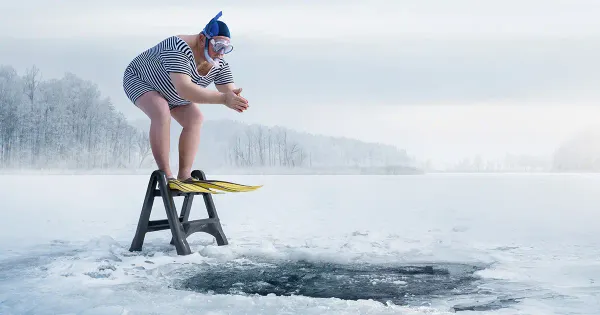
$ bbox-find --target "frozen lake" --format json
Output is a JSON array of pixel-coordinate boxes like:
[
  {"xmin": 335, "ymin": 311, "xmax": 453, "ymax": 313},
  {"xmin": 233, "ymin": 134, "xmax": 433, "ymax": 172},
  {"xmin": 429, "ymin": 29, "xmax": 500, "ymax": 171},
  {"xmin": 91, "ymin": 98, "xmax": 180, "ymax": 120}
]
[{"xmin": 1, "ymin": 173, "xmax": 599, "ymax": 314}]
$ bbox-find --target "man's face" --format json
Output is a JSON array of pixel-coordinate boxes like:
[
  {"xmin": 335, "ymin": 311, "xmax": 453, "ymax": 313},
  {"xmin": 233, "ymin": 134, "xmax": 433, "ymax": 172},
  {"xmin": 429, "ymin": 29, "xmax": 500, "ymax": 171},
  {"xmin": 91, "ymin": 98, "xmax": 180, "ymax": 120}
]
[{"xmin": 208, "ymin": 36, "xmax": 232, "ymax": 59}]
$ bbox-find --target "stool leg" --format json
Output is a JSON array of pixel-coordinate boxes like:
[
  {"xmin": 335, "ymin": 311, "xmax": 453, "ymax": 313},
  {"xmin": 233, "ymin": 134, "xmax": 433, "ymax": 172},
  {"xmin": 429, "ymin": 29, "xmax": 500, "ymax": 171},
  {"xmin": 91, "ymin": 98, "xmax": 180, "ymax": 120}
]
[
  {"xmin": 192, "ymin": 170, "xmax": 229, "ymax": 246},
  {"xmin": 129, "ymin": 170, "xmax": 159, "ymax": 252},
  {"xmin": 157, "ymin": 172, "xmax": 191, "ymax": 255},
  {"xmin": 170, "ymin": 194, "xmax": 194, "ymax": 245}
]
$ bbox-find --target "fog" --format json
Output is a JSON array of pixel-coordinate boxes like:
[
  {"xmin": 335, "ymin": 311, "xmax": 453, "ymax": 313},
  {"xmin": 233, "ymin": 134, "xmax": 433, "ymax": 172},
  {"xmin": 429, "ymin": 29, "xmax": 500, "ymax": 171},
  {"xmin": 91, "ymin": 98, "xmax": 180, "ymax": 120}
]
[{"xmin": 1, "ymin": 0, "xmax": 600, "ymax": 171}]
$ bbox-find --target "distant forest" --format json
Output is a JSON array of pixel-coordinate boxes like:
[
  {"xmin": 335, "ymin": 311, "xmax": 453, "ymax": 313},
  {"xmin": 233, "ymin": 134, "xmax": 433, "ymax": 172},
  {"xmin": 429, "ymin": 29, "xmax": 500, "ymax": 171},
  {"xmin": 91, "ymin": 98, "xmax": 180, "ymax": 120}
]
[
  {"xmin": 0, "ymin": 65, "xmax": 150, "ymax": 169},
  {"xmin": 0, "ymin": 65, "xmax": 416, "ymax": 172}
]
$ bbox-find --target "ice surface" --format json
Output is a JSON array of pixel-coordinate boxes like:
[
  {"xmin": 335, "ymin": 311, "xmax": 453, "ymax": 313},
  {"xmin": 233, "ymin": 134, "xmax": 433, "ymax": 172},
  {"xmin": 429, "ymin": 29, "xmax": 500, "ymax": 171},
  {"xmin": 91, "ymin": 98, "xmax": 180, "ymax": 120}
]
[{"xmin": 1, "ymin": 173, "xmax": 599, "ymax": 314}]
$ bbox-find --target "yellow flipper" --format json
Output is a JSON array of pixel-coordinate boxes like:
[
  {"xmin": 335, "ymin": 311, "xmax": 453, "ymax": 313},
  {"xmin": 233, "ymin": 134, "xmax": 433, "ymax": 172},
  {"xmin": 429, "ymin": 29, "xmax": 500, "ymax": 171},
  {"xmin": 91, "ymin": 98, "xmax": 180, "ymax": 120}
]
[
  {"xmin": 168, "ymin": 179, "xmax": 222, "ymax": 194},
  {"xmin": 192, "ymin": 181, "xmax": 241, "ymax": 192},
  {"xmin": 191, "ymin": 179, "xmax": 263, "ymax": 192}
]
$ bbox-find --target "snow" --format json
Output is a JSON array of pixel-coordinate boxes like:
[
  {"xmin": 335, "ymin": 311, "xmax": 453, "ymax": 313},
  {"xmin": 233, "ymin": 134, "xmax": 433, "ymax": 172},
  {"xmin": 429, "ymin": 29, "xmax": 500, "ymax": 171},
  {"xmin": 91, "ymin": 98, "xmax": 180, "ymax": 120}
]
[{"xmin": 1, "ymin": 173, "xmax": 599, "ymax": 314}]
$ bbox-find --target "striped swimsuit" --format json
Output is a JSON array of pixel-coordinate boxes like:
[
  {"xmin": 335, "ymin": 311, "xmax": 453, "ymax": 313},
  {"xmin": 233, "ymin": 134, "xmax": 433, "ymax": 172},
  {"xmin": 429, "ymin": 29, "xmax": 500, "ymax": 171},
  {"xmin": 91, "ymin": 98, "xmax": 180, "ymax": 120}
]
[{"xmin": 122, "ymin": 36, "xmax": 234, "ymax": 109}]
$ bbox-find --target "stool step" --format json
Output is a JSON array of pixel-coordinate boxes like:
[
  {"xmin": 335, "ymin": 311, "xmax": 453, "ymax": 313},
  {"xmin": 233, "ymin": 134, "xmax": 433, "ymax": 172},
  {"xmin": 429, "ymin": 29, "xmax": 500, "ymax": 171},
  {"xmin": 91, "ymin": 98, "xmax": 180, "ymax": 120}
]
[{"xmin": 147, "ymin": 218, "xmax": 219, "ymax": 232}]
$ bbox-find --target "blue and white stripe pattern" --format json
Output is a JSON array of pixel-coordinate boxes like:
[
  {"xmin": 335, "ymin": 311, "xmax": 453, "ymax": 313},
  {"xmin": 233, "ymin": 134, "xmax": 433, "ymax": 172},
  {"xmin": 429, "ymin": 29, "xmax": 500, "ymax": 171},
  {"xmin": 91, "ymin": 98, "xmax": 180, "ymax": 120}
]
[{"xmin": 123, "ymin": 36, "xmax": 234, "ymax": 109}]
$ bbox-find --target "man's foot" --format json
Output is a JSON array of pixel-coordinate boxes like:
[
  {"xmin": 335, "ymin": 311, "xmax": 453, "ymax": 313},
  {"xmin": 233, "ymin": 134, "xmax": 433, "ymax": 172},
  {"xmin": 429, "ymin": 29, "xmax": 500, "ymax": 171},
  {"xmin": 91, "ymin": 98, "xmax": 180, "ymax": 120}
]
[
  {"xmin": 167, "ymin": 177, "xmax": 214, "ymax": 193},
  {"xmin": 179, "ymin": 177, "xmax": 199, "ymax": 184}
]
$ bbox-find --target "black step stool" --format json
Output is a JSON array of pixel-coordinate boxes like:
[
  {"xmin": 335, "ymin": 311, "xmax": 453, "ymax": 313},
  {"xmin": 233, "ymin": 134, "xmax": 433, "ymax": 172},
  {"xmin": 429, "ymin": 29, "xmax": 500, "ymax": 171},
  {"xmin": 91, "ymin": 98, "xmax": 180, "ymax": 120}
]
[{"xmin": 129, "ymin": 169, "xmax": 228, "ymax": 255}]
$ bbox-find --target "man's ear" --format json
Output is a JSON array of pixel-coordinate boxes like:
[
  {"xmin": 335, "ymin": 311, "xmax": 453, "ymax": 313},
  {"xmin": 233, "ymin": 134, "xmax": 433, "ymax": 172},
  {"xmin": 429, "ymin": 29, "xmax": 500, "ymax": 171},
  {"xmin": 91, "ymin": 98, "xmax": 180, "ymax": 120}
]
[{"xmin": 198, "ymin": 33, "xmax": 206, "ymax": 48}]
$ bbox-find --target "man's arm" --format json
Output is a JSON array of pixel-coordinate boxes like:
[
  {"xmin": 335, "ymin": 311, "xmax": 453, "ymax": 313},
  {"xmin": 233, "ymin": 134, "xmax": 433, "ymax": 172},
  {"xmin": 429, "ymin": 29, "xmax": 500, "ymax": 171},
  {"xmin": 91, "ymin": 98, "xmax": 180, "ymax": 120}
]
[
  {"xmin": 170, "ymin": 72, "xmax": 226, "ymax": 104},
  {"xmin": 162, "ymin": 48, "xmax": 228, "ymax": 105},
  {"xmin": 217, "ymin": 83, "xmax": 247, "ymax": 105},
  {"xmin": 170, "ymin": 72, "xmax": 248, "ymax": 112},
  {"xmin": 216, "ymin": 83, "xmax": 244, "ymax": 98},
  {"xmin": 215, "ymin": 83, "xmax": 237, "ymax": 93}
]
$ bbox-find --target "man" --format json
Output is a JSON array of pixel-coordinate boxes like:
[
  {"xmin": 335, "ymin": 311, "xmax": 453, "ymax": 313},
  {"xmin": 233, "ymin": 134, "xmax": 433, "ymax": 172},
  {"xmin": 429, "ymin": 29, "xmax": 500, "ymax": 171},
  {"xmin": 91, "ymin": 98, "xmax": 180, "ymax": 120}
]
[{"xmin": 123, "ymin": 11, "xmax": 247, "ymax": 192}]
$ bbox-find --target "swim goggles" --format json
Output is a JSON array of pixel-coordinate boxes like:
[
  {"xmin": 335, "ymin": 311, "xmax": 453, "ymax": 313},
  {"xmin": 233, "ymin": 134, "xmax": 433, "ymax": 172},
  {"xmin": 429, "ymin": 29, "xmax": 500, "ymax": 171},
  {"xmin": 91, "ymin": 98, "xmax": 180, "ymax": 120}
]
[{"xmin": 210, "ymin": 38, "xmax": 233, "ymax": 54}]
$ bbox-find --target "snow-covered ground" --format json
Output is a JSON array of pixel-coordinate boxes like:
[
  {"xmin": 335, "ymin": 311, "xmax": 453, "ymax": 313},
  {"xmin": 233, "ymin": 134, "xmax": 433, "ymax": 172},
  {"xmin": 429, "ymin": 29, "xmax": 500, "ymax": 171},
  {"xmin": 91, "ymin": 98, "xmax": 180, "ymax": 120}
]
[{"xmin": 1, "ymin": 173, "xmax": 598, "ymax": 314}]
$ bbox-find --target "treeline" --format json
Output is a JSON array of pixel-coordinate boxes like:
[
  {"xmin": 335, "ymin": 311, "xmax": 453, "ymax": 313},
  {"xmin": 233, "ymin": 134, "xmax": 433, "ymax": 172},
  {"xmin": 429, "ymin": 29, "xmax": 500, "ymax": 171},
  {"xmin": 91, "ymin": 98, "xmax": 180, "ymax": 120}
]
[
  {"xmin": 200, "ymin": 121, "xmax": 414, "ymax": 170},
  {"xmin": 0, "ymin": 65, "xmax": 152, "ymax": 169},
  {"xmin": 225, "ymin": 125, "xmax": 308, "ymax": 167},
  {"xmin": 444, "ymin": 154, "xmax": 551, "ymax": 172},
  {"xmin": 1, "ymin": 65, "xmax": 415, "ymax": 172}
]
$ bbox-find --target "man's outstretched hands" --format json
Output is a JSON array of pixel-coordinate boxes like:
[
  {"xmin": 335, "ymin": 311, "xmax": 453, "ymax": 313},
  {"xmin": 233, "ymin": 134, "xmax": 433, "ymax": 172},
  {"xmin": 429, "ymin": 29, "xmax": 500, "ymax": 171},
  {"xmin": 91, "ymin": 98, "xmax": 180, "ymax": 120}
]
[{"xmin": 224, "ymin": 87, "xmax": 248, "ymax": 113}]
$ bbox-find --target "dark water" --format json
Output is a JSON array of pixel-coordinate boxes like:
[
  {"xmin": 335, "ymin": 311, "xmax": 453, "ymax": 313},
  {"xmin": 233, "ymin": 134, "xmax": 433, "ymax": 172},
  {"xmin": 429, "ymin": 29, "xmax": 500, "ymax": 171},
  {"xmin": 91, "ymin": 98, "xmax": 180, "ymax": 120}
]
[{"xmin": 172, "ymin": 260, "xmax": 520, "ymax": 312}]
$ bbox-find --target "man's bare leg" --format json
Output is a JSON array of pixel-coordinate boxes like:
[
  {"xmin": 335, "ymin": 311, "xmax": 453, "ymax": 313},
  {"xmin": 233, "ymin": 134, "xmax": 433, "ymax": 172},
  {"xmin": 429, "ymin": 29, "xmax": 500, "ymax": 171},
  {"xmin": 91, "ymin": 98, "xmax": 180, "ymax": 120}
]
[
  {"xmin": 170, "ymin": 103, "xmax": 204, "ymax": 180},
  {"xmin": 135, "ymin": 91, "xmax": 174, "ymax": 179}
]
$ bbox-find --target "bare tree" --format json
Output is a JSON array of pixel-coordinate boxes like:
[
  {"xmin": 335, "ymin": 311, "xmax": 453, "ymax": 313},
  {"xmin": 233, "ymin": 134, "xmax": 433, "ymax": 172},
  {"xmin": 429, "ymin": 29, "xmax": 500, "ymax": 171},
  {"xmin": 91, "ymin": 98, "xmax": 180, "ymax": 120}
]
[
  {"xmin": 256, "ymin": 125, "xmax": 266, "ymax": 166},
  {"xmin": 137, "ymin": 132, "xmax": 152, "ymax": 167},
  {"xmin": 23, "ymin": 65, "xmax": 42, "ymax": 164},
  {"xmin": 0, "ymin": 66, "xmax": 24, "ymax": 167},
  {"xmin": 23, "ymin": 65, "xmax": 40, "ymax": 105}
]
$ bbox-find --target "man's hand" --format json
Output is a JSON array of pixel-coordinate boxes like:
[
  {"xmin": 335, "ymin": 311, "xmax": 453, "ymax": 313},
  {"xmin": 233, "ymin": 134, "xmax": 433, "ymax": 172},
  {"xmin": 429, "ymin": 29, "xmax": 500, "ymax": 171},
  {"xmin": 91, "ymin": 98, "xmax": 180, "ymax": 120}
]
[
  {"xmin": 232, "ymin": 87, "xmax": 248, "ymax": 103},
  {"xmin": 216, "ymin": 84, "xmax": 249, "ymax": 112},
  {"xmin": 224, "ymin": 90, "xmax": 248, "ymax": 112}
]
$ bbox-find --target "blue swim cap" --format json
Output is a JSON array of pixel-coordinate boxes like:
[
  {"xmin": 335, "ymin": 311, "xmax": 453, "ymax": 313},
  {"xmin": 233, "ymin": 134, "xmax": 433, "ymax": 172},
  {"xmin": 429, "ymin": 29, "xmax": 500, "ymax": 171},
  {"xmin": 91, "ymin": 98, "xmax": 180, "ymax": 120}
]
[
  {"xmin": 203, "ymin": 11, "xmax": 231, "ymax": 38},
  {"xmin": 215, "ymin": 21, "xmax": 230, "ymax": 38}
]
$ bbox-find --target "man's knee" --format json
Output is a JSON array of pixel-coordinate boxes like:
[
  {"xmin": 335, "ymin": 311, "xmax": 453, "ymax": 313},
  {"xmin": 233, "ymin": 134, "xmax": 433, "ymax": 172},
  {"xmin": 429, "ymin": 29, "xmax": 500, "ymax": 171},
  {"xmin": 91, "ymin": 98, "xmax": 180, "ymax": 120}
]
[
  {"xmin": 136, "ymin": 91, "xmax": 171, "ymax": 124},
  {"xmin": 174, "ymin": 104, "xmax": 204, "ymax": 129},
  {"xmin": 150, "ymin": 106, "xmax": 171, "ymax": 126},
  {"xmin": 191, "ymin": 107, "xmax": 204, "ymax": 127}
]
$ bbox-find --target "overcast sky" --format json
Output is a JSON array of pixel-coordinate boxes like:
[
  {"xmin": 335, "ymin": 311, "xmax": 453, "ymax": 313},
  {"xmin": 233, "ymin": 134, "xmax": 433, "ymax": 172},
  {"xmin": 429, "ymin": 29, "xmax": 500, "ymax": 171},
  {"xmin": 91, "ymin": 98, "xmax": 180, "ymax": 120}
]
[{"xmin": 2, "ymin": 0, "xmax": 600, "ymax": 167}]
